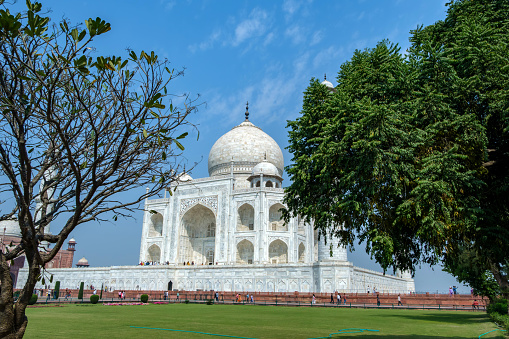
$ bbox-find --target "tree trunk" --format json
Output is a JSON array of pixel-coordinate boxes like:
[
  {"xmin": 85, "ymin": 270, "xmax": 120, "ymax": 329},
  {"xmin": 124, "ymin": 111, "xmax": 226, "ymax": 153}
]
[
  {"xmin": 0, "ymin": 253, "xmax": 39, "ymax": 338},
  {"xmin": 491, "ymin": 264, "xmax": 509, "ymax": 299}
]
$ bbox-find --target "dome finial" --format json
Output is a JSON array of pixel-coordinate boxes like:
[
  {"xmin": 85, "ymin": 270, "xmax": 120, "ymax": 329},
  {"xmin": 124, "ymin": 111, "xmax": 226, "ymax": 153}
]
[
  {"xmin": 245, "ymin": 101, "xmax": 249, "ymax": 121},
  {"xmin": 324, "ymin": 73, "xmax": 327, "ymax": 81}
]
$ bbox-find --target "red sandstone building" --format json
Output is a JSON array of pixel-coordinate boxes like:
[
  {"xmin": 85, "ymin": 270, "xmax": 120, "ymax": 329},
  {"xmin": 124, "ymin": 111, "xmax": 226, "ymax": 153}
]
[{"xmin": 0, "ymin": 220, "xmax": 77, "ymax": 286}]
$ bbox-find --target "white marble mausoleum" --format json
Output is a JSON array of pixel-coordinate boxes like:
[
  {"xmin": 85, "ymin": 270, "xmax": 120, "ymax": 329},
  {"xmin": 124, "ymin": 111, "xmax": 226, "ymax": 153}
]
[{"xmin": 17, "ymin": 105, "xmax": 415, "ymax": 294}]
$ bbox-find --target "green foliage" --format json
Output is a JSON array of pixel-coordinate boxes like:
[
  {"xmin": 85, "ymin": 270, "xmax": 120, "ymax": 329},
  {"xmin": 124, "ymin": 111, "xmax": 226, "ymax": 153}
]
[
  {"xmin": 489, "ymin": 312, "xmax": 509, "ymax": 331},
  {"xmin": 206, "ymin": 299, "xmax": 214, "ymax": 305},
  {"xmin": 185, "ymin": 299, "xmax": 190, "ymax": 304},
  {"xmin": 487, "ymin": 298, "xmax": 508, "ymax": 316},
  {"xmin": 443, "ymin": 247, "xmax": 500, "ymax": 300},
  {"xmin": 140, "ymin": 294, "xmax": 149, "ymax": 303},
  {"xmin": 78, "ymin": 282, "xmax": 84, "ymax": 300},
  {"xmin": 90, "ymin": 295, "xmax": 100, "ymax": 304},
  {"xmin": 54, "ymin": 281, "xmax": 60, "ymax": 299},
  {"xmin": 28, "ymin": 294, "xmax": 38, "ymax": 305},
  {"xmin": 284, "ymin": 0, "xmax": 509, "ymax": 289}
]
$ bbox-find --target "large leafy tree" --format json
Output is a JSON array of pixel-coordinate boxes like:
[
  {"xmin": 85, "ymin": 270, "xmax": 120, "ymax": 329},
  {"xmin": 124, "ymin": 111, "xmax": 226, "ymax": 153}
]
[
  {"xmin": 0, "ymin": 1, "xmax": 198, "ymax": 337},
  {"xmin": 284, "ymin": 0, "xmax": 508, "ymax": 295}
]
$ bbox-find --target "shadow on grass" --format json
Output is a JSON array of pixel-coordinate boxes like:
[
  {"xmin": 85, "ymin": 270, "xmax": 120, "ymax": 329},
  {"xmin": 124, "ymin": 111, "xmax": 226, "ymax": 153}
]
[{"xmin": 374, "ymin": 311, "xmax": 489, "ymax": 325}]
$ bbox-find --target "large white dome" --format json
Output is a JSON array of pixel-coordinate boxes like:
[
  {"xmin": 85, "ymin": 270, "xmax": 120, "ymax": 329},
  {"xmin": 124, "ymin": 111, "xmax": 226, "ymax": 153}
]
[{"xmin": 208, "ymin": 120, "xmax": 284, "ymax": 177}]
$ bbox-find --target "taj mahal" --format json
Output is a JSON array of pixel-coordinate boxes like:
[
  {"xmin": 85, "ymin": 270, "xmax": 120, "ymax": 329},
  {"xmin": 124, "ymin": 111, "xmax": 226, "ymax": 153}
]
[{"xmin": 17, "ymin": 98, "xmax": 415, "ymax": 294}]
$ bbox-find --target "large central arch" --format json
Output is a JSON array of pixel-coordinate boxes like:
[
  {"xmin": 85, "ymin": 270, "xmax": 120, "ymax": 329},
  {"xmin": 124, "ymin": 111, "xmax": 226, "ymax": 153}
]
[{"xmin": 179, "ymin": 204, "xmax": 216, "ymax": 265}]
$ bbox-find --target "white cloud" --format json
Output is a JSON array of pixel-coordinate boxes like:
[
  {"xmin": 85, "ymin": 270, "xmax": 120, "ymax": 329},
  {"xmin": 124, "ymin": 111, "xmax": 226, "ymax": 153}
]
[
  {"xmin": 313, "ymin": 46, "xmax": 344, "ymax": 69},
  {"xmin": 232, "ymin": 9, "xmax": 269, "ymax": 46},
  {"xmin": 188, "ymin": 30, "xmax": 222, "ymax": 53},
  {"xmin": 282, "ymin": 0, "xmax": 301, "ymax": 17},
  {"xmin": 310, "ymin": 30, "xmax": 322, "ymax": 46},
  {"xmin": 285, "ymin": 25, "xmax": 306, "ymax": 45},
  {"xmin": 160, "ymin": 0, "xmax": 176, "ymax": 11}
]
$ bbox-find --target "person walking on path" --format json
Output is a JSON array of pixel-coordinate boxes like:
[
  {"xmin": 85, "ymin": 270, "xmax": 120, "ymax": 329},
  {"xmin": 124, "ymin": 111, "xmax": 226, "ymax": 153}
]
[
  {"xmin": 312, "ymin": 294, "xmax": 316, "ymax": 304},
  {"xmin": 337, "ymin": 293, "xmax": 341, "ymax": 305},
  {"xmin": 176, "ymin": 292, "xmax": 180, "ymax": 301},
  {"xmin": 398, "ymin": 294, "xmax": 403, "ymax": 306},
  {"xmin": 330, "ymin": 293, "xmax": 334, "ymax": 304},
  {"xmin": 343, "ymin": 294, "xmax": 347, "ymax": 305},
  {"xmin": 376, "ymin": 293, "xmax": 380, "ymax": 307}
]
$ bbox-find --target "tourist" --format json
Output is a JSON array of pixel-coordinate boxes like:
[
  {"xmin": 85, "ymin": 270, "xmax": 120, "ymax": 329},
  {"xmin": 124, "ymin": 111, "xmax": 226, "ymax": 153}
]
[
  {"xmin": 343, "ymin": 295, "xmax": 347, "ymax": 305},
  {"xmin": 453, "ymin": 286, "xmax": 457, "ymax": 295},
  {"xmin": 93, "ymin": 289, "xmax": 97, "ymax": 295},
  {"xmin": 164, "ymin": 291, "xmax": 168, "ymax": 300},
  {"xmin": 398, "ymin": 293, "xmax": 403, "ymax": 306},
  {"xmin": 376, "ymin": 293, "xmax": 380, "ymax": 307},
  {"xmin": 330, "ymin": 293, "xmax": 334, "ymax": 304},
  {"xmin": 118, "ymin": 291, "xmax": 122, "ymax": 300},
  {"xmin": 337, "ymin": 293, "xmax": 341, "ymax": 305},
  {"xmin": 46, "ymin": 290, "xmax": 51, "ymax": 301},
  {"xmin": 215, "ymin": 292, "xmax": 219, "ymax": 302},
  {"xmin": 250, "ymin": 294, "xmax": 254, "ymax": 303},
  {"xmin": 312, "ymin": 294, "xmax": 316, "ymax": 304},
  {"xmin": 246, "ymin": 293, "xmax": 249, "ymax": 302},
  {"xmin": 449, "ymin": 287, "xmax": 453, "ymax": 296},
  {"xmin": 177, "ymin": 292, "xmax": 180, "ymax": 301},
  {"xmin": 472, "ymin": 300, "xmax": 479, "ymax": 310}
]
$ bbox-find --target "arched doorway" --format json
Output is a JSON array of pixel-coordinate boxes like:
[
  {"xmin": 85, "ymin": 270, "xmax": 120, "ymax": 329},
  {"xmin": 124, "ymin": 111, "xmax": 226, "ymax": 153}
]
[
  {"xmin": 149, "ymin": 212, "xmax": 163, "ymax": 237},
  {"xmin": 179, "ymin": 204, "xmax": 216, "ymax": 265},
  {"xmin": 269, "ymin": 240, "xmax": 288, "ymax": 264},
  {"xmin": 147, "ymin": 244, "xmax": 161, "ymax": 262},
  {"xmin": 269, "ymin": 203, "xmax": 286, "ymax": 231},
  {"xmin": 237, "ymin": 203, "xmax": 254, "ymax": 231},
  {"xmin": 236, "ymin": 240, "xmax": 254, "ymax": 264}
]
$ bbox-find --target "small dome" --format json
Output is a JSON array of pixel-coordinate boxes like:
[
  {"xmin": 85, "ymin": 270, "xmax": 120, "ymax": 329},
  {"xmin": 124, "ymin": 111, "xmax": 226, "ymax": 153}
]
[
  {"xmin": 321, "ymin": 79, "xmax": 334, "ymax": 89},
  {"xmin": 252, "ymin": 161, "xmax": 280, "ymax": 177},
  {"xmin": 321, "ymin": 74, "xmax": 334, "ymax": 89},
  {"xmin": 178, "ymin": 173, "xmax": 193, "ymax": 182},
  {"xmin": 68, "ymin": 238, "xmax": 76, "ymax": 244},
  {"xmin": 76, "ymin": 257, "xmax": 89, "ymax": 267}
]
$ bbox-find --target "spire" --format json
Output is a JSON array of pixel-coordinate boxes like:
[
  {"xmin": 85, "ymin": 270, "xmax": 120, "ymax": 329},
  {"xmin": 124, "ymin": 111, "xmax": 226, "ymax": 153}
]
[
  {"xmin": 245, "ymin": 101, "xmax": 249, "ymax": 121},
  {"xmin": 324, "ymin": 73, "xmax": 327, "ymax": 81}
]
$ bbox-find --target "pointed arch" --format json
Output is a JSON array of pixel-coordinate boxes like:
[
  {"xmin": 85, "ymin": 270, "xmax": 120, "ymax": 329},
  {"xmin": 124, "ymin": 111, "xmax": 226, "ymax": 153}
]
[
  {"xmin": 237, "ymin": 203, "xmax": 254, "ymax": 231},
  {"xmin": 147, "ymin": 244, "xmax": 161, "ymax": 262},
  {"xmin": 179, "ymin": 204, "xmax": 216, "ymax": 264},
  {"xmin": 269, "ymin": 203, "xmax": 286, "ymax": 231},
  {"xmin": 269, "ymin": 239, "xmax": 288, "ymax": 264},
  {"xmin": 149, "ymin": 212, "xmax": 163, "ymax": 237},
  {"xmin": 236, "ymin": 239, "xmax": 254, "ymax": 264},
  {"xmin": 298, "ymin": 243, "xmax": 305, "ymax": 263}
]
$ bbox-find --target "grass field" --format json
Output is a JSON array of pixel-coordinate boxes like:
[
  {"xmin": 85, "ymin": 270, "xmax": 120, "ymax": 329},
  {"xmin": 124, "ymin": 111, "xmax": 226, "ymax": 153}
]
[{"xmin": 24, "ymin": 303, "xmax": 505, "ymax": 338}]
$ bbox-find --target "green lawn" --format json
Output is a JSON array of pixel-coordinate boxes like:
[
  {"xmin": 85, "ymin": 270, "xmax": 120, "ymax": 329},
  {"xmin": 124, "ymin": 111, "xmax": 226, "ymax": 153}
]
[{"xmin": 24, "ymin": 303, "xmax": 505, "ymax": 338}]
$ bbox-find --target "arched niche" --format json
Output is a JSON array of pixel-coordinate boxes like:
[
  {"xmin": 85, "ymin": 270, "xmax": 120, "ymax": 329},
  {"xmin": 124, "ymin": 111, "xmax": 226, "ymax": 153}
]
[
  {"xmin": 269, "ymin": 203, "xmax": 286, "ymax": 231},
  {"xmin": 298, "ymin": 243, "xmax": 305, "ymax": 263},
  {"xmin": 179, "ymin": 204, "xmax": 216, "ymax": 265},
  {"xmin": 297, "ymin": 216, "xmax": 305, "ymax": 235},
  {"xmin": 266, "ymin": 180, "xmax": 273, "ymax": 187},
  {"xmin": 147, "ymin": 244, "xmax": 161, "ymax": 262},
  {"xmin": 269, "ymin": 239, "xmax": 288, "ymax": 264},
  {"xmin": 149, "ymin": 212, "xmax": 163, "ymax": 237},
  {"xmin": 236, "ymin": 239, "xmax": 254, "ymax": 264},
  {"xmin": 237, "ymin": 203, "xmax": 254, "ymax": 231}
]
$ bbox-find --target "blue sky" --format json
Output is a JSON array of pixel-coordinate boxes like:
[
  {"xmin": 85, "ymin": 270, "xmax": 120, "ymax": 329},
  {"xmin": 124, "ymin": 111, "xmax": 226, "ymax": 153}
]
[{"xmin": 13, "ymin": 0, "xmax": 469, "ymax": 293}]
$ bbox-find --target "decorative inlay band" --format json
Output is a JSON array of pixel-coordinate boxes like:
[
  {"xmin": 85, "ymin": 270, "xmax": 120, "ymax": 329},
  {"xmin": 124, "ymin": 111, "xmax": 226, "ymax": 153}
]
[{"xmin": 180, "ymin": 196, "xmax": 218, "ymax": 215}]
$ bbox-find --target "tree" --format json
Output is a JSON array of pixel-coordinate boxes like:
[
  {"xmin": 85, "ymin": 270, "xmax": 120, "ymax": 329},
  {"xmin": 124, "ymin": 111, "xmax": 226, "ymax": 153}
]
[
  {"xmin": 0, "ymin": 1, "xmax": 199, "ymax": 337},
  {"xmin": 284, "ymin": 0, "xmax": 508, "ymax": 293}
]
